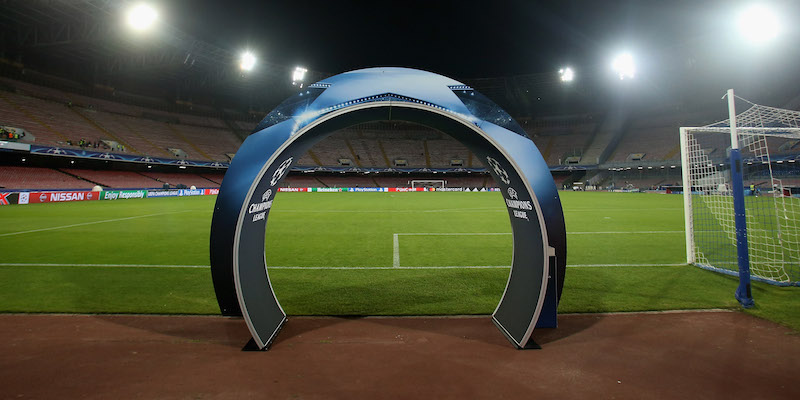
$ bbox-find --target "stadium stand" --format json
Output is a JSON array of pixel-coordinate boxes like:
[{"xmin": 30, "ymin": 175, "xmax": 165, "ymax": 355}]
[
  {"xmin": 0, "ymin": 90, "xmax": 87, "ymax": 147},
  {"xmin": 551, "ymin": 174, "xmax": 571, "ymax": 188},
  {"xmin": 0, "ymin": 166, "xmax": 95, "ymax": 190},
  {"xmin": 315, "ymin": 175, "xmax": 378, "ymax": 188},
  {"xmin": 371, "ymin": 176, "xmax": 414, "ymax": 187},
  {"xmin": 303, "ymin": 137, "xmax": 352, "ymax": 166},
  {"xmin": 526, "ymin": 122, "xmax": 595, "ymax": 165},
  {"xmin": 609, "ymin": 121, "xmax": 679, "ymax": 162},
  {"xmin": 7, "ymin": 72, "xmax": 794, "ymax": 195},
  {"xmin": 198, "ymin": 173, "xmax": 226, "ymax": 185},
  {"xmin": 0, "ymin": 77, "xmax": 243, "ymax": 161},
  {"xmin": 0, "ymin": 166, "xmax": 225, "ymax": 190},
  {"xmin": 78, "ymin": 111, "xmax": 172, "ymax": 158},
  {"xmin": 426, "ymin": 139, "xmax": 472, "ymax": 167},
  {"xmin": 138, "ymin": 172, "xmax": 222, "ymax": 188},
  {"xmin": 609, "ymin": 109, "xmax": 721, "ymax": 163},
  {"xmin": 62, "ymin": 169, "xmax": 162, "ymax": 189},
  {"xmin": 283, "ymin": 175, "xmax": 326, "ymax": 188}
]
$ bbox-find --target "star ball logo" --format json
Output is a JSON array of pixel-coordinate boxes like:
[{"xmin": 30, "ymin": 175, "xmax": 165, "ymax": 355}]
[
  {"xmin": 486, "ymin": 156, "xmax": 510, "ymax": 185},
  {"xmin": 262, "ymin": 189, "xmax": 272, "ymax": 202},
  {"xmin": 271, "ymin": 157, "xmax": 293, "ymax": 186}
]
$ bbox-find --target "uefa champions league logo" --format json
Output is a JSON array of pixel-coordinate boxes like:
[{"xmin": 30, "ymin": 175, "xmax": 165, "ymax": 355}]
[
  {"xmin": 271, "ymin": 157, "xmax": 293, "ymax": 186},
  {"xmin": 507, "ymin": 187, "xmax": 518, "ymax": 199},
  {"xmin": 486, "ymin": 156, "xmax": 510, "ymax": 185},
  {"xmin": 262, "ymin": 189, "xmax": 272, "ymax": 201}
]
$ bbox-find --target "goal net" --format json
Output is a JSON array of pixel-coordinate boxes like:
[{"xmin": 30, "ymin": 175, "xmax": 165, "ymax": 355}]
[
  {"xmin": 411, "ymin": 180, "xmax": 445, "ymax": 189},
  {"xmin": 680, "ymin": 95, "xmax": 800, "ymax": 287}
]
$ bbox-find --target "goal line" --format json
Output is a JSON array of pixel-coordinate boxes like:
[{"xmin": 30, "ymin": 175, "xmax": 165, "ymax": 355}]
[{"xmin": 392, "ymin": 231, "xmax": 683, "ymax": 268}]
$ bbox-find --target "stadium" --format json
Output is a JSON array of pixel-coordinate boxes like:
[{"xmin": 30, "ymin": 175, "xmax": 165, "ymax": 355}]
[{"xmin": 1, "ymin": 1, "xmax": 799, "ymax": 398}]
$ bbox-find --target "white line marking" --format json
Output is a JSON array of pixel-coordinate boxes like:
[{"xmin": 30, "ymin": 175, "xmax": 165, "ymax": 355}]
[
  {"xmin": 391, "ymin": 231, "xmax": 683, "ymax": 267},
  {"xmin": 276, "ymin": 207, "xmax": 503, "ymax": 213},
  {"xmin": 567, "ymin": 231, "xmax": 683, "ymax": 235},
  {"xmin": 0, "ymin": 210, "xmax": 198, "ymax": 237},
  {"xmin": 564, "ymin": 207, "xmax": 682, "ymax": 212},
  {"xmin": 392, "ymin": 234, "xmax": 400, "ymax": 268},
  {"xmin": 0, "ymin": 263, "xmax": 209, "ymax": 268},
  {"xmin": 0, "ymin": 263, "xmax": 686, "ymax": 269},
  {"xmin": 395, "ymin": 233, "xmax": 511, "ymax": 236},
  {"xmin": 394, "ymin": 231, "xmax": 682, "ymax": 236},
  {"xmin": 567, "ymin": 263, "xmax": 686, "ymax": 268},
  {"xmin": 272, "ymin": 266, "xmax": 511, "ymax": 270}
]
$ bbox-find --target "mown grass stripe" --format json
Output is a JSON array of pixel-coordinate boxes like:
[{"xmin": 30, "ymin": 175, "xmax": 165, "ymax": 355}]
[
  {"xmin": 0, "ymin": 210, "xmax": 198, "ymax": 237},
  {"xmin": 0, "ymin": 263, "xmax": 686, "ymax": 269}
]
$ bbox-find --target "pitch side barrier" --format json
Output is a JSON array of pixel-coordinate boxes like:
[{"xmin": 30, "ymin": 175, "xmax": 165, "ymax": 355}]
[
  {"xmin": 0, "ymin": 188, "xmax": 219, "ymax": 205},
  {"xmin": 0, "ymin": 186, "xmax": 503, "ymax": 205},
  {"xmin": 210, "ymin": 67, "xmax": 567, "ymax": 350}
]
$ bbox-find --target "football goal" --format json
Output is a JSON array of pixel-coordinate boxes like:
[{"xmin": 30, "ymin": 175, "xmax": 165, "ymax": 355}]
[
  {"xmin": 680, "ymin": 90, "xmax": 800, "ymax": 307},
  {"xmin": 411, "ymin": 180, "xmax": 445, "ymax": 189}
]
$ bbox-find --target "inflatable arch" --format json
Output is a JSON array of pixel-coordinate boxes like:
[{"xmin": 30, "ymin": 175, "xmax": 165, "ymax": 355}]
[{"xmin": 210, "ymin": 67, "xmax": 566, "ymax": 350}]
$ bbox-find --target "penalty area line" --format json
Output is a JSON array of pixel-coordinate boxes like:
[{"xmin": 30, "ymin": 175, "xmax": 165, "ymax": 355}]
[{"xmin": 0, "ymin": 210, "xmax": 199, "ymax": 237}]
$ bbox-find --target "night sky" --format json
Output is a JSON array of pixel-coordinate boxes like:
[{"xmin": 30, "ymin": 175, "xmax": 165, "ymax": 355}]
[
  {"xmin": 152, "ymin": 0, "xmax": 796, "ymax": 84},
  {"xmin": 4, "ymin": 0, "xmax": 797, "ymax": 109}
]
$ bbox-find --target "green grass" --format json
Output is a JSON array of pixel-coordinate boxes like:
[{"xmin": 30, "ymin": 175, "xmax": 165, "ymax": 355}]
[{"xmin": 0, "ymin": 191, "xmax": 798, "ymax": 331}]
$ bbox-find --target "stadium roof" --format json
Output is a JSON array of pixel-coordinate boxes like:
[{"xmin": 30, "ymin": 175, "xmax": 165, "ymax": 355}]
[{"xmin": 1, "ymin": 0, "xmax": 799, "ymax": 116}]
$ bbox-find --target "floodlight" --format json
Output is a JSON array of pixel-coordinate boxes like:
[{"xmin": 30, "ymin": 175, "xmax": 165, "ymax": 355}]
[
  {"xmin": 559, "ymin": 67, "xmax": 574, "ymax": 82},
  {"xmin": 737, "ymin": 3, "xmax": 782, "ymax": 44},
  {"xmin": 292, "ymin": 67, "xmax": 308, "ymax": 86},
  {"xmin": 240, "ymin": 51, "xmax": 256, "ymax": 71},
  {"xmin": 612, "ymin": 52, "xmax": 635, "ymax": 80},
  {"xmin": 126, "ymin": 3, "xmax": 158, "ymax": 31}
]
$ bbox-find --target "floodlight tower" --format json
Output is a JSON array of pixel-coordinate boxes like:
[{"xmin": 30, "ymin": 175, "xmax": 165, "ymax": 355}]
[
  {"xmin": 240, "ymin": 51, "xmax": 256, "ymax": 72},
  {"xmin": 292, "ymin": 66, "xmax": 308, "ymax": 88},
  {"xmin": 737, "ymin": 3, "xmax": 782, "ymax": 45},
  {"xmin": 611, "ymin": 53, "xmax": 635, "ymax": 80},
  {"xmin": 559, "ymin": 67, "xmax": 574, "ymax": 82},
  {"xmin": 125, "ymin": 3, "xmax": 158, "ymax": 32}
]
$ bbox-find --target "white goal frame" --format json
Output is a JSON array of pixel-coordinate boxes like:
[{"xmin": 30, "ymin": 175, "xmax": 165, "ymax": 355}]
[
  {"xmin": 411, "ymin": 179, "xmax": 446, "ymax": 189},
  {"xmin": 680, "ymin": 90, "xmax": 800, "ymax": 289}
]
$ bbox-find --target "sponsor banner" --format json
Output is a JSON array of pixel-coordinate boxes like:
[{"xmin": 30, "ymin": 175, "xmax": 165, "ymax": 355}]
[
  {"xmin": 0, "ymin": 192, "xmax": 19, "ymax": 206},
  {"xmin": 277, "ymin": 187, "xmax": 308, "ymax": 192},
  {"xmin": 0, "ymin": 141, "xmax": 31, "ymax": 151},
  {"xmin": 205, "ymin": 188, "xmax": 220, "ymax": 195},
  {"xmin": 102, "ymin": 190, "xmax": 147, "ymax": 200},
  {"xmin": 348, "ymin": 187, "xmax": 386, "ymax": 192},
  {"xmin": 29, "ymin": 144, "xmax": 230, "ymax": 168},
  {"xmin": 311, "ymin": 188, "xmax": 344, "ymax": 192},
  {"xmin": 147, "ymin": 189, "xmax": 181, "ymax": 198},
  {"xmin": 388, "ymin": 187, "xmax": 426, "ymax": 192},
  {"xmin": 430, "ymin": 187, "xmax": 462, "ymax": 192},
  {"xmin": 178, "ymin": 189, "xmax": 205, "ymax": 196},
  {"xmin": 24, "ymin": 191, "xmax": 100, "ymax": 204}
]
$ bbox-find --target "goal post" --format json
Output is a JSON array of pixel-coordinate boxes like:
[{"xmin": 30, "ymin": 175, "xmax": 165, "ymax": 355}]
[
  {"xmin": 411, "ymin": 179, "xmax": 445, "ymax": 189},
  {"xmin": 725, "ymin": 89, "xmax": 754, "ymax": 308},
  {"xmin": 680, "ymin": 90, "xmax": 800, "ymax": 302}
]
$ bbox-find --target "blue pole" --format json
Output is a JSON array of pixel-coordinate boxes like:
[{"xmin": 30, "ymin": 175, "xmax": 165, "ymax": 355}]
[
  {"xmin": 726, "ymin": 89, "xmax": 754, "ymax": 308},
  {"xmin": 729, "ymin": 149, "xmax": 754, "ymax": 308}
]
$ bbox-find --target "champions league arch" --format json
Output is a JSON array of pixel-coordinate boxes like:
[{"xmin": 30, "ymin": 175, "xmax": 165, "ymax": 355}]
[{"xmin": 210, "ymin": 67, "xmax": 567, "ymax": 350}]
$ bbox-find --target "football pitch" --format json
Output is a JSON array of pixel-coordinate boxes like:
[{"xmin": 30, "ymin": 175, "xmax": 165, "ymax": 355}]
[{"xmin": 0, "ymin": 191, "xmax": 797, "ymax": 330}]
